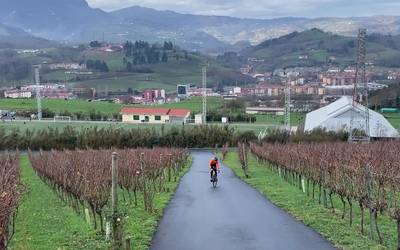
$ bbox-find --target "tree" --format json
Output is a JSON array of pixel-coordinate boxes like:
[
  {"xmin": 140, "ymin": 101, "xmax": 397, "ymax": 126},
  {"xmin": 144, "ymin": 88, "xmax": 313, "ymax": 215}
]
[
  {"xmin": 0, "ymin": 58, "xmax": 31, "ymax": 81},
  {"xmin": 163, "ymin": 41, "xmax": 173, "ymax": 50},
  {"xmin": 86, "ymin": 59, "xmax": 109, "ymax": 72},
  {"xmin": 161, "ymin": 51, "xmax": 168, "ymax": 63},
  {"xmin": 101, "ymin": 61, "xmax": 109, "ymax": 72},
  {"xmin": 89, "ymin": 41, "xmax": 102, "ymax": 48},
  {"xmin": 126, "ymin": 62, "xmax": 132, "ymax": 72}
]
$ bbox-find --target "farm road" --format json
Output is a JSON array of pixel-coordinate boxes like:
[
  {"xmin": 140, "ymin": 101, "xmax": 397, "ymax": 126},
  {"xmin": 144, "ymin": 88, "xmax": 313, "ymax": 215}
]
[{"xmin": 151, "ymin": 151, "xmax": 335, "ymax": 250}]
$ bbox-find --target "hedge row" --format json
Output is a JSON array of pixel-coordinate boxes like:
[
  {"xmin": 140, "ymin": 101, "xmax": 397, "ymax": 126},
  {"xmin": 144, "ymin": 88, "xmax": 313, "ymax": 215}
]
[{"xmin": 0, "ymin": 125, "xmax": 255, "ymax": 150}]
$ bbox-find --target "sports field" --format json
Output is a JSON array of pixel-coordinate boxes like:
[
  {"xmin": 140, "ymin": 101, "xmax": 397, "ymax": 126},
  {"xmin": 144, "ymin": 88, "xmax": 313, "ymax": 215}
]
[{"xmin": 0, "ymin": 97, "xmax": 223, "ymax": 115}]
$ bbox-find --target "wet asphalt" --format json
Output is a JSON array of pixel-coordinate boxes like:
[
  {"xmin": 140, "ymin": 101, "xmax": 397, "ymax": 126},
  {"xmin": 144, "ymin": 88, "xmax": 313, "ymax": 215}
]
[{"xmin": 150, "ymin": 151, "xmax": 336, "ymax": 250}]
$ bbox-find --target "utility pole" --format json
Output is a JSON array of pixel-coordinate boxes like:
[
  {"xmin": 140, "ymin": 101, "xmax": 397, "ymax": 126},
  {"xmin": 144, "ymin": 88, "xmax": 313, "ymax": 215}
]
[
  {"xmin": 284, "ymin": 68, "xmax": 291, "ymax": 131},
  {"xmin": 349, "ymin": 28, "xmax": 369, "ymax": 142},
  {"xmin": 34, "ymin": 65, "xmax": 42, "ymax": 120},
  {"xmin": 202, "ymin": 64, "xmax": 208, "ymax": 124}
]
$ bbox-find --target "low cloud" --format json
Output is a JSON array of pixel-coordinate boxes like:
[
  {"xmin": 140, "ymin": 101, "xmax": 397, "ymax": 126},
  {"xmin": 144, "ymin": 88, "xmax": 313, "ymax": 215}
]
[{"xmin": 87, "ymin": 0, "xmax": 400, "ymax": 18}]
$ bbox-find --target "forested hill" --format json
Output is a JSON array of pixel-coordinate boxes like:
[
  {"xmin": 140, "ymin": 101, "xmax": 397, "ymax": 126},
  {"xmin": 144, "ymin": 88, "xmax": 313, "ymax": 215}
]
[{"xmin": 238, "ymin": 29, "xmax": 400, "ymax": 70}]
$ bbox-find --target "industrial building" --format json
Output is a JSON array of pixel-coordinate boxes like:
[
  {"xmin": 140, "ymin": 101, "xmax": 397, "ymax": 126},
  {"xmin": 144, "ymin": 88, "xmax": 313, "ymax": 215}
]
[{"xmin": 304, "ymin": 96, "xmax": 399, "ymax": 138}]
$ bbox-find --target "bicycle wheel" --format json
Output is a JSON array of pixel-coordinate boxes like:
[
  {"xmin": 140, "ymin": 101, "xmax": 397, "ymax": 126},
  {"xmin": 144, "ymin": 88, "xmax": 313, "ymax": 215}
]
[{"xmin": 212, "ymin": 176, "xmax": 217, "ymax": 188}]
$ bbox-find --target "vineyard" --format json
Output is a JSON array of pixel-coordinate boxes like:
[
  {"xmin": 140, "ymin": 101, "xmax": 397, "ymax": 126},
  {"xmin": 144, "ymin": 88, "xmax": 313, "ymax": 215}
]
[
  {"xmin": 0, "ymin": 153, "xmax": 21, "ymax": 249},
  {"xmin": 249, "ymin": 141, "xmax": 400, "ymax": 249},
  {"xmin": 27, "ymin": 148, "xmax": 188, "ymax": 248}
]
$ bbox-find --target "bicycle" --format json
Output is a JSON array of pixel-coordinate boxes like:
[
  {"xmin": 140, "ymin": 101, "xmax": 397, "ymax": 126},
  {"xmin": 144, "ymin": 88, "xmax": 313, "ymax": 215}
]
[{"xmin": 211, "ymin": 169, "xmax": 220, "ymax": 188}]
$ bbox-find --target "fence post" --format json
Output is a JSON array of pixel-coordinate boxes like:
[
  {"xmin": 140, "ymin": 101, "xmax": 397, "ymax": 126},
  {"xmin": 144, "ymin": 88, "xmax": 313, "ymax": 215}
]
[
  {"xmin": 242, "ymin": 143, "xmax": 249, "ymax": 178},
  {"xmin": 125, "ymin": 237, "xmax": 132, "ymax": 250},
  {"xmin": 112, "ymin": 152, "xmax": 123, "ymax": 250},
  {"xmin": 365, "ymin": 165, "xmax": 375, "ymax": 240},
  {"xmin": 84, "ymin": 208, "xmax": 91, "ymax": 225},
  {"xmin": 168, "ymin": 154, "xmax": 172, "ymax": 182}
]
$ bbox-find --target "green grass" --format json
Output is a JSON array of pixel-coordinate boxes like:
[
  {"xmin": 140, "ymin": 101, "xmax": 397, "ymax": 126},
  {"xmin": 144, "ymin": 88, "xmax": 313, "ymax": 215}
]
[
  {"xmin": 0, "ymin": 121, "xmax": 165, "ymax": 131},
  {"xmin": 74, "ymin": 74, "xmax": 178, "ymax": 93},
  {"xmin": 254, "ymin": 113, "xmax": 306, "ymax": 126},
  {"xmin": 384, "ymin": 113, "xmax": 400, "ymax": 129},
  {"xmin": 311, "ymin": 50, "xmax": 329, "ymax": 62},
  {"xmin": 0, "ymin": 99, "xmax": 122, "ymax": 114},
  {"xmin": 155, "ymin": 97, "xmax": 222, "ymax": 114},
  {"xmin": 73, "ymin": 52, "xmax": 210, "ymax": 92},
  {"xmin": 222, "ymin": 152, "xmax": 396, "ymax": 250},
  {"xmin": 0, "ymin": 97, "xmax": 224, "ymax": 116},
  {"xmin": 11, "ymin": 154, "xmax": 192, "ymax": 250},
  {"xmin": 120, "ymin": 157, "xmax": 192, "ymax": 250},
  {"xmin": 82, "ymin": 51, "xmax": 126, "ymax": 71},
  {"xmin": 42, "ymin": 70, "xmax": 77, "ymax": 82},
  {"xmin": 10, "ymin": 155, "xmax": 108, "ymax": 250}
]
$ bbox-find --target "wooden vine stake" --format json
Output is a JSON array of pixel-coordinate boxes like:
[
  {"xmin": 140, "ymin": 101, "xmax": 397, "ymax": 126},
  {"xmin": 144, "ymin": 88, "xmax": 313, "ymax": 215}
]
[{"xmin": 112, "ymin": 152, "xmax": 123, "ymax": 250}]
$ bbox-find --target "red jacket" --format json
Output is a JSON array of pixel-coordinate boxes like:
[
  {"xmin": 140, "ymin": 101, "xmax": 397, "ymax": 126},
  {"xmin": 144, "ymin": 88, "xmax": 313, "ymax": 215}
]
[{"xmin": 209, "ymin": 159, "xmax": 220, "ymax": 170}]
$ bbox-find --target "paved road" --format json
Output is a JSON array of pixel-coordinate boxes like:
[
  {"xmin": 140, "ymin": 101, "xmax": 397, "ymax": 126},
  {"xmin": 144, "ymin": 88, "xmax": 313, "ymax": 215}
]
[{"xmin": 151, "ymin": 151, "xmax": 336, "ymax": 250}]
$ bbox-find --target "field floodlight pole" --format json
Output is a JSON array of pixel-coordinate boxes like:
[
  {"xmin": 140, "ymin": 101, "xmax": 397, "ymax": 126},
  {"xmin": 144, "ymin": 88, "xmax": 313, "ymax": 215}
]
[
  {"xmin": 202, "ymin": 63, "xmax": 208, "ymax": 124},
  {"xmin": 34, "ymin": 65, "xmax": 42, "ymax": 120},
  {"xmin": 349, "ymin": 28, "xmax": 369, "ymax": 142},
  {"xmin": 284, "ymin": 68, "xmax": 291, "ymax": 131}
]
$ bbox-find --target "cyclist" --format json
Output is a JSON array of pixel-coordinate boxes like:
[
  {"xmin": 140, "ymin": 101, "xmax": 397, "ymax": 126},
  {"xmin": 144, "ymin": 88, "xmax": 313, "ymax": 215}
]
[{"xmin": 209, "ymin": 157, "xmax": 220, "ymax": 182}]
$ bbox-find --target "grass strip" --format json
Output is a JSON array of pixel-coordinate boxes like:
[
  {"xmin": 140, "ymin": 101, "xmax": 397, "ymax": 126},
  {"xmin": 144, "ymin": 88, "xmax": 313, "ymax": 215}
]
[{"xmin": 222, "ymin": 152, "xmax": 396, "ymax": 250}]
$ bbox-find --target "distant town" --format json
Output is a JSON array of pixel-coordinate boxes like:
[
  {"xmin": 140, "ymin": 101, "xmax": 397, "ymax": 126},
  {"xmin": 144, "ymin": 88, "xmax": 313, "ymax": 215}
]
[{"xmin": 0, "ymin": 54, "xmax": 395, "ymax": 109}]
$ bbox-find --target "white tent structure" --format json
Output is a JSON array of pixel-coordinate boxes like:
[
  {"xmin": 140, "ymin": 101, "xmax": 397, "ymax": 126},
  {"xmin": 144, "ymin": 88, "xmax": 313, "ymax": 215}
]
[{"xmin": 304, "ymin": 96, "xmax": 399, "ymax": 138}]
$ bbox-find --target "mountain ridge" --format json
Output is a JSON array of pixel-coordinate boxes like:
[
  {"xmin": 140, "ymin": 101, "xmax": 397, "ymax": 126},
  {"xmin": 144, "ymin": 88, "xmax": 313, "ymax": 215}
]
[
  {"xmin": 1, "ymin": 0, "xmax": 400, "ymax": 52},
  {"xmin": 0, "ymin": 23, "xmax": 55, "ymax": 49}
]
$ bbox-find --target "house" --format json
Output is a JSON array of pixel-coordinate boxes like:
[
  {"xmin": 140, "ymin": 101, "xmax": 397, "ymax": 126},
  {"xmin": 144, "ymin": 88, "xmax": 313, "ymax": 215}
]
[
  {"xmin": 304, "ymin": 96, "xmax": 399, "ymax": 138},
  {"xmin": 4, "ymin": 89, "xmax": 32, "ymax": 98},
  {"xmin": 142, "ymin": 89, "xmax": 166, "ymax": 103},
  {"xmin": 241, "ymin": 84, "xmax": 284, "ymax": 97},
  {"xmin": 120, "ymin": 108, "xmax": 191, "ymax": 124},
  {"xmin": 41, "ymin": 90, "xmax": 73, "ymax": 99},
  {"xmin": 48, "ymin": 63, "xmax": 86, "ymax": 70}
]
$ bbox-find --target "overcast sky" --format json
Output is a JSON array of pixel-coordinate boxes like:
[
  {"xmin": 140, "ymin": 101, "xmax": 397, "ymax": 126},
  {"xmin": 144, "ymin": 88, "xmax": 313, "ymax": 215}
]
[{"xmin": 87, "ymin": 0, "xmax": 400, "ymax": 18}]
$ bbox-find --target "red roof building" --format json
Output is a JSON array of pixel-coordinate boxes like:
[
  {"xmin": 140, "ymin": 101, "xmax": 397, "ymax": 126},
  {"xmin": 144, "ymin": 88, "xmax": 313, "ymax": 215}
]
[{"xmin": 121, "ymin": 107, "xmax": 191, "ymax": 124}]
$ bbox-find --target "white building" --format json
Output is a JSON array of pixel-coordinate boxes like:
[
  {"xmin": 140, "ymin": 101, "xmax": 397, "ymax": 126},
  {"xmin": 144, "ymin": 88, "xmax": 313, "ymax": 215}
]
[
  {"xmin": 21, "ymin": 84, "xmax": 65, "ymax": 91},
  {"xmin": 4, "ymin": 90, "xmax": 32, "ymax": 99},
  {"xmin": 304, "ymin": 96, "xmax": 399, "ymax": 138},
  {"xmin": 233, "ymin": 87, "xmax": 242, "ymax": 95},
  {"xmin": 48, "ymin": 63, "xmax": 86, "ymax": 70}
]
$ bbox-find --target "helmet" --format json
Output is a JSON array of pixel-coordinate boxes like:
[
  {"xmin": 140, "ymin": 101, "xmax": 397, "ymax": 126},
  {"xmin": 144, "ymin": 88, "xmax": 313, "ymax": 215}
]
[{"xmin": 214, "ymin": 157, "xmax": 218, "ymax": 161}]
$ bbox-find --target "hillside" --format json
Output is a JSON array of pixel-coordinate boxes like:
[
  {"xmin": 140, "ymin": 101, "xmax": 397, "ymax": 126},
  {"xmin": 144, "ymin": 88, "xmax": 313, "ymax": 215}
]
[
  {"xmin": 370, "ymin": 83, "xmax": 400, "ymax": 108},
  {"xmin": 1, "ymin": 1, "xmax": 400, "ymax": 52},
  {"xmin": 240, "ymin": 29, "xmax": 400, "ymax": 70},
  {"xmin": 0, "ymin": 23, "xmax": 55, "ymax": 49},
  {"xmin": 0, "ymin": 0, "xmax": 110, "ymax": 41},
  {"xmin": 0, "ymin": 42, "xmax": 254, "ymax": 90},
  {"xmin": 67, "ymin": 50, "xmax": 254, "ymax": 92}
]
